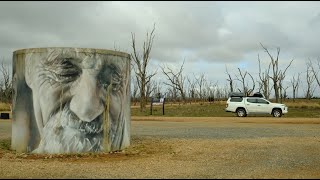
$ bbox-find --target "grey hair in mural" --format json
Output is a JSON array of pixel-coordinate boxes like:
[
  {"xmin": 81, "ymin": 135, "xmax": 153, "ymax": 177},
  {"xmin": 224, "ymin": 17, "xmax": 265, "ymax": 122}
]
[{"xmin": 12, "ymin": 48, "xmax": 131, "ymax": 154}]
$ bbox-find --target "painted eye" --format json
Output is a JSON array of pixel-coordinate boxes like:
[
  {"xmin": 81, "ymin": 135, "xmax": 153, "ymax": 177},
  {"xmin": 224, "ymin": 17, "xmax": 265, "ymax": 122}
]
[
  {"xmin": 111, "ymin": 75, "xmax": 122, "ymax": 92},
  {"xmin": 99, "ymin": 80, "xmax": 113, "ymax": 91},
  {"xmin": 97, "ymin": 64, "xmax": 123, "ymax": 92},
  {"xmin": 56, "ymin": 73, "xmax": 78, "ymax": 82},
  {"xmin": 55, "ymin": 69, "xmax": 80, "ymax": 83},
  {"xmin": 98, "ymin": 76, "xmax": 122, "ymax": 92},
  {"xmin": 54, "ymin": 59, "xmax": 81, "ymax": 83},
  {"xmin": 101, "ymin": 83, "xmax": 109, "ymax": 89}
]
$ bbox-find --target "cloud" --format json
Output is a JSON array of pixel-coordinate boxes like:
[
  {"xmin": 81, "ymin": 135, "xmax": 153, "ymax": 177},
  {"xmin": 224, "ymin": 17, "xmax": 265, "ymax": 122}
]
[{"xmin": 1, "ymin": 1, "xmax": 320, "ymax": 97}]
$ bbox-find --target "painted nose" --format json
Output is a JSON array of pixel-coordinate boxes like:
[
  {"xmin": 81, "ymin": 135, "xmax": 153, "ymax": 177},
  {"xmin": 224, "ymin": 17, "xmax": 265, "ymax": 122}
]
[{"xmin": 70, "ymin": 71, "xmax": 104, "ymax": 122}]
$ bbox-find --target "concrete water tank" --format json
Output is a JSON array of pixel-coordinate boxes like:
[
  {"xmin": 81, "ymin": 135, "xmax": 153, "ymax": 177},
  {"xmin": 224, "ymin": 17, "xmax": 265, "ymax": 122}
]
[{"xmin": 12, "ymin": 47, "xmax": 131, "ymax": 154}]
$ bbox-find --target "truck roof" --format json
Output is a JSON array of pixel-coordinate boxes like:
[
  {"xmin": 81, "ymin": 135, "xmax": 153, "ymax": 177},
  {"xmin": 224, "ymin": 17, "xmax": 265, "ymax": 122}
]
[{"xmin": 228, "ymin": 92, "xmax": 264, "ymax": 98}]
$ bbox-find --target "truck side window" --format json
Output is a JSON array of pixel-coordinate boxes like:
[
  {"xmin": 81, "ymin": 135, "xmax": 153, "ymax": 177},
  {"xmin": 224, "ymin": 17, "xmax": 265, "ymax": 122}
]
[
  {"xmin": 247, "ymin": 98, "xmax": 257, "ymax": 103},
  {"xmin": 257, "ymin": 99, "xmax": 269, "ymax": 104},
  {"xmin": 230, "ymin": 97, "xmax": 243, "ymax": 102}
]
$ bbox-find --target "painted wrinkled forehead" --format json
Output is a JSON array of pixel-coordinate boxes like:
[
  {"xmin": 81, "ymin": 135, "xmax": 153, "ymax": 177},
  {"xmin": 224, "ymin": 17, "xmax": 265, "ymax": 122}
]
[
  {"xmin": 45, "ymin": 48, "xmax": 104, "ymax": 69},
  {"xmin": 25, "ymin": 48, "xmax": 128, "ymax": 86}
]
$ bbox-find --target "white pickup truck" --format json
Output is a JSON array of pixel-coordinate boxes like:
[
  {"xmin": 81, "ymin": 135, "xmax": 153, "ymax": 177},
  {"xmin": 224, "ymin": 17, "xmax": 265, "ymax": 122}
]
[{"xmin": 225, "ymin": 95, "xmax": 288, "ymax": 117}]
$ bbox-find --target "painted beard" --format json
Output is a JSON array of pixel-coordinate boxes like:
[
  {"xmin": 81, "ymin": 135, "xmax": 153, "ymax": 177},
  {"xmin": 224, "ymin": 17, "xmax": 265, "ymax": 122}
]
[{"xmin": 33, "ymin": 102, "xmax": 104, "ymax": 154}]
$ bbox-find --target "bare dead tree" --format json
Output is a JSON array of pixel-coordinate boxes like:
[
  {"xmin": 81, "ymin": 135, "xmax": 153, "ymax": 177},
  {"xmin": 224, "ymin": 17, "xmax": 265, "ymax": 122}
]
[
  {"xmin": 206, "ymin": 80, "xmax": 218, "ymax": 103},
  {"xmin": 131, "ymin": 76, "xmax": 140, "ymax": 105},
  {"xmin": 235, "ymin": 68, "xmax": 255, "ymax": 96},
  {"xmin": 308, "ymin": 58, "xmax": 320, "ymax": 90},
  {"xmin": 247, "ymin": 73, "xmax": 256, "ymax": 96},
  {"xmin": 305, "ymin": 61, "xmax": 316, "ymax": 100},
  {"xmin": 195, "ymin": 73, "xmax": 206, "ymax": 103},
  {"xmin": 215, "ymin": 85, "xmax": 224, "ymax": 100},
  {"xmin": 278, "ymin": 71, "xmax": 286, "ymax": 103},
  {"xmin": 290, "ymin": 73, "xmax": 301, "ymax": 101},
  {"xmin": 165, "ymin": 86, "xmax": 177, "ymax": 105},
  {"xmin": 0, "ymin": 60, "xmax": 12, "ymax": 103},
  {"xmin": 223, "ymin": 83, "xmax": 230, "ymax": 99},
  {"xmin": 215, "ymin": 85, "xmax": 228, "ymax": 100},
  {"xmin": 152, "ymin": 79, "xmax": 163, "ymax": 98},
  {"xmin": 258, "ymin": 54, "xmax": 271, "ymax": 99},
  {"xmin": 187, "ymin": 76, "xmax": 196, "ymax": 104},
  {"xmin": 225, "ymin": 65, "xmax": 234, "ymax": 93},
  {"xmin": 160, "ymin": 60, "xmax": 187, "ymax": 103},
  {"xmin": 131, "ymin": 24, "xmax": 157, "ymax": 112},
  {"xmin": 282, "ymin": 85, "xmax": 290, "ymax": 100},
  {"xmin": 260, "ymin": 43, "xmax": 294, "ymax": 102},
  {"xmin": 146, "ymin": 79, "xmax": 157, "ymax": 102},
  {"xmin": 236, "ymin": 68, "xmax": 247, "ymax": 94},
  {"xmin": 257, "ymin": 77, "xmax": 263, "ymax": 94},
  {"xmin": 202, "ymin": 85, "xmax": 208, "ymax": 100},
  {"xmin": 215, "ymin": 87, "xmax": 222, "ymax": 100}
]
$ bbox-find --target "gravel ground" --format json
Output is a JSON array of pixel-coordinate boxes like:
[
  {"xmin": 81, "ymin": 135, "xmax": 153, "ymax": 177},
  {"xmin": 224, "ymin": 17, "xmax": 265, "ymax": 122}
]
[{"xmin": 0, "ymin": 117, "xmax": 320, "ymax": 178}]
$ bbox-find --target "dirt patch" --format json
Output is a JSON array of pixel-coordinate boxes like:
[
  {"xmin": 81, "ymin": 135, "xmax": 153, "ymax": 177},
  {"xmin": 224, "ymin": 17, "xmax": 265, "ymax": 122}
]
[
  {"xmin": 0, "ymin": 136, "xmax": 320, "ymax": 178},
  {"xmin": 0, "ymin": 136, "xmax": 172, "ymax": 161}
]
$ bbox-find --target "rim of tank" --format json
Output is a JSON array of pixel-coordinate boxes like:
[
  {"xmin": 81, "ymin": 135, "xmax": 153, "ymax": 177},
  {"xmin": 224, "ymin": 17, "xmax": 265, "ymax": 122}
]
[{"xmin": 13, "ymin": 47, "xmax": 130, "ymax": 58}]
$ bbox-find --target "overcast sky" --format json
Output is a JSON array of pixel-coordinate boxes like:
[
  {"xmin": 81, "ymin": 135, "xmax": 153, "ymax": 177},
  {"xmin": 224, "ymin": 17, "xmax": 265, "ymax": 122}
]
[{"xmin": 1, "ymin": 1, "xmax": 320, "ymax": 98}]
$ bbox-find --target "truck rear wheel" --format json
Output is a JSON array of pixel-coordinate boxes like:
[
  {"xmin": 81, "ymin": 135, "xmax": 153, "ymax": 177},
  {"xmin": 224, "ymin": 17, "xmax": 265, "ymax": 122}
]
[{"xmin": 236, "ymin": 108, "xmax": 247, "ymax": 117}]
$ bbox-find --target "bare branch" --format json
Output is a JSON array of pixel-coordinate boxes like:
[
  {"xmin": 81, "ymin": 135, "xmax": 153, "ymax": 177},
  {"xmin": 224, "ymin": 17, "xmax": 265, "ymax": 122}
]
[
  {"xmin": 247, "ymin": 72, "xmax": 255, "ymax": 95},
  {"xmin": 225, "ymin": 65, "xmax": 234, "ymax": 92},
  {"xmin": 308, "ymin": 58, "xmax": 320, "ymax": 88},
  {"xmin": 160, "ymin": 59, "xmax": 187, "ymax": 102}
]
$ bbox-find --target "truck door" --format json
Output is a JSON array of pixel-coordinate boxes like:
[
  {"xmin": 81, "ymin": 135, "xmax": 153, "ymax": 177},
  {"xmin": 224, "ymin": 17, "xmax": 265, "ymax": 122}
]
[
  {"xmin": 245, "ymin": 98, "xmax": 259, "ymax": 113},
  {"xmin": 256, "ymin": 98, "xmax": 271, "ymax": 113}
]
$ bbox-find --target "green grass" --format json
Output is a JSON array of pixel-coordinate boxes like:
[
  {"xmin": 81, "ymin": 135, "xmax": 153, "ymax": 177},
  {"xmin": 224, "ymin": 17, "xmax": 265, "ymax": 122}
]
[
  {"xmin": 131, "ymin": 101, "xmax": 320, "ymax": 118},
  {"xmin": 1, "ymin": 99, "xmax": 320, "ymax": 118},
  {"xmin": 0, "ymin": 139, "xmax": 11, "ymax": 151}
]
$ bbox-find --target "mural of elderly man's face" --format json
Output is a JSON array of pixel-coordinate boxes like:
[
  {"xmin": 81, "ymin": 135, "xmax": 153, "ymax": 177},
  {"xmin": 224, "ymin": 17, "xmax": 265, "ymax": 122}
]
[{"xmin": 13, "ymin": 48, "xmax": 130, "ymax": 154}]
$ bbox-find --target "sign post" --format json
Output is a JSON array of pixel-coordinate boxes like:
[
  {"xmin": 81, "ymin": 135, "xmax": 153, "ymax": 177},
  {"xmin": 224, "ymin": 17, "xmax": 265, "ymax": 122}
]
[{"xmin": 150, "ymin": 95, "xmax": 165, "ymax": 115}]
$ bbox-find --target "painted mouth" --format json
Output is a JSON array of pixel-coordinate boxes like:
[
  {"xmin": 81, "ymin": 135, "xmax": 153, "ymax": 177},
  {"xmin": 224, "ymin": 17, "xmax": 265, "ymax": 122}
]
[
  {"xmin": 54, "ymin": 102, "xmax": 104, "ymax": 135},
  {"xmin": 79, "ymin": 117, "xmax": 103, "ymax": 134}
]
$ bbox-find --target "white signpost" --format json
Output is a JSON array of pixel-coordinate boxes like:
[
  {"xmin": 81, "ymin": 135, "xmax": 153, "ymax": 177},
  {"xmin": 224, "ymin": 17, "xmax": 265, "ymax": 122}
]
[{"xmin": 150, "ymin": 96, "xmax": 165, "ymax": 115}]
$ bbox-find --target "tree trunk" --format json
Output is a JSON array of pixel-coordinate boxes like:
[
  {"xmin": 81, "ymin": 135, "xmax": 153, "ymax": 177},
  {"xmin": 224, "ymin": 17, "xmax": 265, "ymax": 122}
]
[{"xmin": 274, "ymin": 82, "xmax": 279, "ymax": 103}]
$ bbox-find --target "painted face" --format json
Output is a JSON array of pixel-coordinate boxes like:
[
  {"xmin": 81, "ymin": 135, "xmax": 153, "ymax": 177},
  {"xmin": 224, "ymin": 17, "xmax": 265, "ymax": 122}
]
[{"xmin": 24, "ymin": 48, "xmax": 130, "ymax": 153}]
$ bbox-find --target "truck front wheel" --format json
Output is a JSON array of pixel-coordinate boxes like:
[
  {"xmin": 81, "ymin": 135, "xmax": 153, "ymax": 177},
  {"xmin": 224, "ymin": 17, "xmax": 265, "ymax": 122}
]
[{"xmin": 272, "ymin": 109, "xmax": 282, "ymax": 117}]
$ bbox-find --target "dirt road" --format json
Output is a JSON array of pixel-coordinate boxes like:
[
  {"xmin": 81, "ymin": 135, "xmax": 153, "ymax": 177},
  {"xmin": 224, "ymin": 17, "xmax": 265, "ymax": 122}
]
[{"xmin": 0, "ymin": 117, "xmax": 319, "ymax": 178}]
